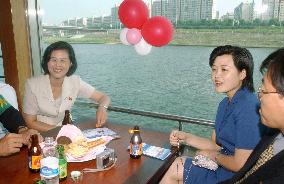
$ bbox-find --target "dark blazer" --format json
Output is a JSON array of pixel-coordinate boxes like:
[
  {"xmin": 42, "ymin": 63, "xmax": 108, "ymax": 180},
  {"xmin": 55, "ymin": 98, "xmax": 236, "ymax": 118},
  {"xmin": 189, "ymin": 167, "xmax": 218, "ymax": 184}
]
[{"xmin": 220, "ymin": 130, "xmax": 284, "ymax": 184}]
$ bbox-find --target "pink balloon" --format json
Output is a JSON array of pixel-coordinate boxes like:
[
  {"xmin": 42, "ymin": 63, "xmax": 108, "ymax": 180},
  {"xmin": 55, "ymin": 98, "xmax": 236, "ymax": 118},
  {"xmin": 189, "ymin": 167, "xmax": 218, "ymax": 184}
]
[
  {"xmin": 118, "ymin": 0, "xmax": 149, "ymax": 29},
  {"xmin": 126, "ymin": 28, "xmax": 142, "ymax": 45},
  {"xmin": 141, "ymin": 16, "xmax": 174, "ymax": 47},
  {"xmin": 120, "ymin": 28, "xmax": 130, "ymax": 45},
  {"xmin": 134, "ymin": 38, "xmax": 152, "ymax": 55}
]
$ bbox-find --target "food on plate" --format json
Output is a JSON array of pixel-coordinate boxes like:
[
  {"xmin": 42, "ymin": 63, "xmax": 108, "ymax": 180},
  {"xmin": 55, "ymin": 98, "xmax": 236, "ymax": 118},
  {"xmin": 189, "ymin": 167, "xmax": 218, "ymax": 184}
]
[
  {"xmin": 66, "ymin": 137, "xmax": 89, "ymax": 158},
  {"xmin": 65, "ymin": 137, "xmax": 106, "ymax": 158},
  {"xmin": 87, "ymin": 138, "xmax": 106, "ymax": 149},
  {"xmin": 56, "ymin": 125, "xmax": 107, "ymax": 158}
]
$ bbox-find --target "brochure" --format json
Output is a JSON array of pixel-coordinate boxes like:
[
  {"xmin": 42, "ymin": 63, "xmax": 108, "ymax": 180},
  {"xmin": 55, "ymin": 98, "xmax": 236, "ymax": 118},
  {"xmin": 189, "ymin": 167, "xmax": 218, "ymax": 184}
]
[
  {"xmin": 142, "ymin": 143, "xmax": 171, "ymax": 160},
  {"xmin": 128, "ymin": 143, "xmax": 171, "ymax": 160},
  {"xmin": 82, "ymin": 128, "xmax": 120, "ymax": 139}
]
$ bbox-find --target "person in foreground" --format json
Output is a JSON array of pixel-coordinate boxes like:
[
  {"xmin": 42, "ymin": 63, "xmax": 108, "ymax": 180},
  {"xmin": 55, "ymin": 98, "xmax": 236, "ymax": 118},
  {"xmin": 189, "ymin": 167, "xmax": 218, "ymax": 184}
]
[
  {"xmin": 160, "ymin": 45, "xmax": 264, "ymax": 184},
  {"xmin": 23, "ymin": 41, "xmax": 111, "ymax": 132},
  {"xmin": 220, "ymin": 48, "xmax": 284, "ymax": 184},
  {"xmin": 0, "ymin": 95, "xmax": 40, "ymax": 156},
  {"xmin": 0, "ymin": 81, "xmax": 19, "ymax": 137}
]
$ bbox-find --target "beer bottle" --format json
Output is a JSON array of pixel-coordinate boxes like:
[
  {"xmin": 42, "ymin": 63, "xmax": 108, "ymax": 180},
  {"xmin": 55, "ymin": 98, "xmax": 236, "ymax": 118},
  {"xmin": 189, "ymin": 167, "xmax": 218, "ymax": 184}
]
[
  {"xmin": 62, "ymin": 110, "xmax": 72, "ymax": 125},
  {"xmin": 129, "ymin": 125, "xmax": 142, "ymax": 159},
  {"xmin": 28, "ymin": 134, "xmax": 42, "ymax": 173},
  {"xmin": 56, "ymin": 145, "xmax": 67, "ymax": 182}
]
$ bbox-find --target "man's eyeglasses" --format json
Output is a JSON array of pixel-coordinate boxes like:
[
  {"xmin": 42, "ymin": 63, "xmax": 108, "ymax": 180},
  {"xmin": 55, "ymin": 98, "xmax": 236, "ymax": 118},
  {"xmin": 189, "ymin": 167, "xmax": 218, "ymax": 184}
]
[{"xmin": 257, "ymin": 87, "xmax": 278, "ymax": 99}]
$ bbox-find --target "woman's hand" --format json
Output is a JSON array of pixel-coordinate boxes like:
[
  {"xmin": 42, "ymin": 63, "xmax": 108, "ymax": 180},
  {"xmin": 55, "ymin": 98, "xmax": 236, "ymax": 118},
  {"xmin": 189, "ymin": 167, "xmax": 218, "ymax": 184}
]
[
  {"xmin": 196, "ymin": 150, "xmax": 219, "ymax": 162},
  {"xmin": 89, "ymin": 90, "xmax": 110, "ymax": 128},
  {"xmin": 169, "ymin": 130, "xmax": 188, "ymax": 146},
  {"xmin": 95, "ymin": 106, "xmax": 107, "ymax": 127}
]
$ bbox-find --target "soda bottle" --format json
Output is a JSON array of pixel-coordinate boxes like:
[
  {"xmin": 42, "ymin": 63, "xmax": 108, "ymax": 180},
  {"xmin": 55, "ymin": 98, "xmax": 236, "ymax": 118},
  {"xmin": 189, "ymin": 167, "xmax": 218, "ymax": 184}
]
[
  {"xmin": 129, "ymin": 125, "xmax": 143, "ymax": 159},
  {"xmin": 28, "ymin": 134, "xmax": 42, "ymax": 173},
  {"xmin": 62, "ymin": 110, "xmax": 72, "ymax": 125},
  {"xmin": 56, "ymin": 145, "xmax": 67, "ymax": 182},
  {"xmin": 40, "ymin": 137, "xmax": 59, "ymax": 184}
]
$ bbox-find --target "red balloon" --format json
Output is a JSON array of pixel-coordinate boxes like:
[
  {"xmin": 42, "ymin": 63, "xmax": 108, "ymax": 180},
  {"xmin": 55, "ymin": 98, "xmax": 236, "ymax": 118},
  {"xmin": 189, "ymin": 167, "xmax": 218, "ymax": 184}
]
[
  {"xmin": 141, "ymin": 16, "xmax": 174, "ymax": 47},
  {"xmin": 118, "ymin": 0, "xmax": 149, "ymax": 29}
]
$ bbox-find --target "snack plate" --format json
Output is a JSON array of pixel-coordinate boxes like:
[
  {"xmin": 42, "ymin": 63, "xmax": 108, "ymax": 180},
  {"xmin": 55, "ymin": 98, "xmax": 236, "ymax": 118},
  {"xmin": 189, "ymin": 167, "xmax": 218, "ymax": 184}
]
[
  {"xmin": 66, "ymin": 136, "xmax": 113, "ymax": 162},
  {"xmin": 40, "ymin": 136, "xmax": 113, "ymax": 163}
]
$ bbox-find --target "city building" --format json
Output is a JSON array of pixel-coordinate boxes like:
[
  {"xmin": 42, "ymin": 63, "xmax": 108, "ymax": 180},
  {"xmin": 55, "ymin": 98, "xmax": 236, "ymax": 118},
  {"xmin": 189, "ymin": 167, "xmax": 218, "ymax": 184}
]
[
  {"xmin": 111, "ymin": 6, "xmax": 120, "ymax": 29},
  {"xmin": 76, "ymin": 17, "xmax": 87, "ymax": 27},
  {"xmin": 234, "ymin": 1, "xmax": 254, "ymax": 21},
  {"xmin": 151, "ymin": 0, "xmax": 217, "ymax": 22},
  {"xmin": 262, "ymin": 0, "xmax": 284, "ymax": 21},
  {"xmin": 220, "ymin": 12, "xmax": 234, "ymax": 20},
  {"xmin": 262, "ymin": 0, "xmax": 276, "ymax": 20},
  {"xmin": 274, "ymin": 0, "xmax": 284, "ymax": 21}
]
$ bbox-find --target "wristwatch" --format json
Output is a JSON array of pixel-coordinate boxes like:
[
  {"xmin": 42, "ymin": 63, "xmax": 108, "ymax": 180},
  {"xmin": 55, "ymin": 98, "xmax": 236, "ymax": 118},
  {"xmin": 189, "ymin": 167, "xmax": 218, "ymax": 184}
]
[
  {"xmin": 17, "ymin": 126, "xmax": 28, "ymax": 133},
  {"xmin": 99, "ymin": 105, "xmax": 108, "ymax": 110}
]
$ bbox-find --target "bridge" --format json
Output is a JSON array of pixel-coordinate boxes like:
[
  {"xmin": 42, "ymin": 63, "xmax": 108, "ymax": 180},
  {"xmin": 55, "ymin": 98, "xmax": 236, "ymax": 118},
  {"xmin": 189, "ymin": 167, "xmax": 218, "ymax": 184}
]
[{"xmin": 42, "ymin": 25, "xmax": 108, "ymax": 33}]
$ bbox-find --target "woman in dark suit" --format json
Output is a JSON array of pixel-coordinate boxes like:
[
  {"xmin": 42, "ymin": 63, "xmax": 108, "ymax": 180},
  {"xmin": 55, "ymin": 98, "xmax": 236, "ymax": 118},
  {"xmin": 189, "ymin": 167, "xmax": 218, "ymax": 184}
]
[{"xmin": 220, "ymin": 48, "xmax": 284, "ymax": 184}]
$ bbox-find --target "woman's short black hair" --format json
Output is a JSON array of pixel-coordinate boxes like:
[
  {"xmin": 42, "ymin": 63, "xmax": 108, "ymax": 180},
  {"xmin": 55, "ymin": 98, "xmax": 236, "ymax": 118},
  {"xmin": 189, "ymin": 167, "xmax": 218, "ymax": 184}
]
[
  {"xmin": 209, "ymin": 45, "xmax": 255, "ymax": 92},
  {"xmin": 260, "ymin": 48, "xmax": 284, "ymax": 96},
  {"xmin": 41, "ymin": 41, "xmax": 77, "ymax": 76}
]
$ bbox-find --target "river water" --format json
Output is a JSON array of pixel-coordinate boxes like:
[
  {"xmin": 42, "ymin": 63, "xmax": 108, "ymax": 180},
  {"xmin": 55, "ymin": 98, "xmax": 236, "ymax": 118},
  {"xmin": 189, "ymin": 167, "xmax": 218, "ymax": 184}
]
[
  {"xmin": 67, "ymin": 44, "xmax": 275, "ymax": 137},
  {"xmin": 0, "ymin": 43, "xmax": 277, "ymax": 136}
]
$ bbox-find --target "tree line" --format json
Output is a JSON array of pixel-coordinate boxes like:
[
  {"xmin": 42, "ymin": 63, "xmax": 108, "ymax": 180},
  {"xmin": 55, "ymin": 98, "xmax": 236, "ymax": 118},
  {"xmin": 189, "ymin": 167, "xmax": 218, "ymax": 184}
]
[{"xmin": 173, "ymin": 18, "xmax": 284, "ymax": 29}]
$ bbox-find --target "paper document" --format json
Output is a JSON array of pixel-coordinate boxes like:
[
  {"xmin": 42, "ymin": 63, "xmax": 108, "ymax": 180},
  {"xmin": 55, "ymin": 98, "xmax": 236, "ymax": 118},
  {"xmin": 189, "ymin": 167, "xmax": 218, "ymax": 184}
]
[
  {"xmin": 82, "ymin": 128, "xmax": 120, "ymax": 139},
  {"xmin": 127, "ymin": 143, "xmax": 171, "ymax": 160}
]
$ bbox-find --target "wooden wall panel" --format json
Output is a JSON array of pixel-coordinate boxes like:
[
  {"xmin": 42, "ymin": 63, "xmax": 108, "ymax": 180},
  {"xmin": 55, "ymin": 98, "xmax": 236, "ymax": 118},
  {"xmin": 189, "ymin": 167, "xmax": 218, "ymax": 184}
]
[{"xmin": 0, "ymin": 0, "xmax": 32, "ymax": 110}]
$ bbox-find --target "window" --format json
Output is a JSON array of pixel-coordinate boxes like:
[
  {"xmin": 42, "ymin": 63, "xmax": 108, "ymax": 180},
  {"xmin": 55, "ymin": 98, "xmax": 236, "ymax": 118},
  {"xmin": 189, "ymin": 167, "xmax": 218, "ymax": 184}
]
[{"xmin": 39, "ymin": 0, "xmax": 283, "ymax": 135}]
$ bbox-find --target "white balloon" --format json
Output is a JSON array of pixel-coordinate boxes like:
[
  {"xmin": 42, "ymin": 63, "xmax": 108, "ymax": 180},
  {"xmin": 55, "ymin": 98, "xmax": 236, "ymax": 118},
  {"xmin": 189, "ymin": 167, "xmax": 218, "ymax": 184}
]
[
  {"xmin": 134, "ymin": 38, "xmax": 152, "ymax": 55},
  {"xmin": 120, "ymin": 28, "xmax": 130, "ymax": 45}
]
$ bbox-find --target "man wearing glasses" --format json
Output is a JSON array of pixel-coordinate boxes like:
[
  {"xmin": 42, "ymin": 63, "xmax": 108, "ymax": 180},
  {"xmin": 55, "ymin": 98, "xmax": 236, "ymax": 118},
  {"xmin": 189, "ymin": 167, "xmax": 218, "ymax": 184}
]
[{"xmin": 221, "ymin": 48, "xmax": 284, "ymax": 183}]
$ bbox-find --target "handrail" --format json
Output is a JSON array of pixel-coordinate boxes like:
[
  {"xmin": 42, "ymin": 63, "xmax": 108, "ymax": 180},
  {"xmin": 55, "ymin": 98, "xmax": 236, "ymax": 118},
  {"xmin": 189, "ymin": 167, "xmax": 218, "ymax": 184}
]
[
  {"xmin": 0, "ymin": 55, "xmax": 4, "ymax": 78},
  {"xmin": 76, "ymin": 101, "xmax": 215, "ymax": 130}
]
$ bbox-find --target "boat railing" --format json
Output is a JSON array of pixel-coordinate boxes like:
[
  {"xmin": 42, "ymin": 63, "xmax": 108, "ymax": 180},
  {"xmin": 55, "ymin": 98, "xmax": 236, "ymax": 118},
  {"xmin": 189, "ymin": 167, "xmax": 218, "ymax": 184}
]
[
  {"xmin": 0, "ymin": 55, "xmax": 4, "ymax": 78},
  {"xmin": 76, "ymin": 101, "xmax": 214, "ymax": 131}
]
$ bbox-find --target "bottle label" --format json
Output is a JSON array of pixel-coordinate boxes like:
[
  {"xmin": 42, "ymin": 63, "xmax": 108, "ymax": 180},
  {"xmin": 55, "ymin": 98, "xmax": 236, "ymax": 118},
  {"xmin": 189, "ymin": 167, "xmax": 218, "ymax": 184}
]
[
  {"xmin": 59, "ymin": 158, "xmax": 67, "ymax": 179},
  {"xmin": 30, "ymin": 156, "xmax": 41, "ymax": 169},
  {"xmin": 130, "ymin": 143, "xmax": 142, "ymax": 156},
  {"xmin": 40, "ymin": 157, "xmax": 59, "ymax": 178}
]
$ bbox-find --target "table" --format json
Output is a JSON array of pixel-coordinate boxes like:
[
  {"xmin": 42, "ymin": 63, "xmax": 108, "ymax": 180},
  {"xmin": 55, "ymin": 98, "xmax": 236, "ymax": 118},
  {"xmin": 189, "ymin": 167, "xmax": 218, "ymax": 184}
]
[{"xmin": 0, "ymin": 120, "xmax": 178, "ymax": 184}]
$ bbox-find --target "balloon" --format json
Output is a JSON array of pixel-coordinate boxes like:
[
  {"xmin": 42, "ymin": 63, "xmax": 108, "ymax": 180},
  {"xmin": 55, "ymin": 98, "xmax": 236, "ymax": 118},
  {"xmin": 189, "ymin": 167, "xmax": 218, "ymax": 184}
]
[
  {"xmin": 120, "ymin": 28, "xmax": 130, "ymax": 45},
  {"xmin": 126, "ymin": 28, "xmax": 142, "ymax": 45},
  {"xmin": 134, "ymin": 38, "xmax": 152, "ymax": 55},
  {"xmin": 141, "ymin": 16, "xmax": 174, "ymax": 47},
  {"xmin": 118, "ymin": 0, "xmax": 149, "ymax": 29}
]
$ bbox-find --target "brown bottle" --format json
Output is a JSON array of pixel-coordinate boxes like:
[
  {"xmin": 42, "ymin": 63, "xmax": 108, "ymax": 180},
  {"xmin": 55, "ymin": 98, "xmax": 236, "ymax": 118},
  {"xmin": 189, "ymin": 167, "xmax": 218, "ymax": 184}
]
[
  {"xmin": 62, "ymin": 110, "xmax": 72, "ymax": 125},
  {"xmin": 130, "ymin": 125, "xmax": 142, "ymax": 159},
  {"xmin": 28, "ymin": 134, "xmax": 42, "ymax": 173}
]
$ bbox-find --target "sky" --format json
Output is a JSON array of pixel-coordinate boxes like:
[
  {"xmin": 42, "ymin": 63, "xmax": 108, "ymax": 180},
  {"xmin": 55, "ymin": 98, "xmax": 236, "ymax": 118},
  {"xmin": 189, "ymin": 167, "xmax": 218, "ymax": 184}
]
[{"xmin": 41, "ymin": 0, "xmax": 262, "ymax": 25}]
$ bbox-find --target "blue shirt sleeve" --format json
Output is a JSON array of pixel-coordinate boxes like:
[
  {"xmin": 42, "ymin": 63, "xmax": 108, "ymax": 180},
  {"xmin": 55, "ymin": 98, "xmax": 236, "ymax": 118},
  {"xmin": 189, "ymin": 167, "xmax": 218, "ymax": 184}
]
[{"xmin": 234, "ymin": 98, "xmax": 261, "ymax": 149}]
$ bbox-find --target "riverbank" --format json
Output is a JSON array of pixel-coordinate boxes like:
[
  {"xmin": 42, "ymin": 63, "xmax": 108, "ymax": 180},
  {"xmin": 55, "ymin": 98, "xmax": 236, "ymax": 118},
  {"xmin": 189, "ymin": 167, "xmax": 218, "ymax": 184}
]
[{"xmin": 44, "ymin": 28, "xmax": 284, "ymax": 48}]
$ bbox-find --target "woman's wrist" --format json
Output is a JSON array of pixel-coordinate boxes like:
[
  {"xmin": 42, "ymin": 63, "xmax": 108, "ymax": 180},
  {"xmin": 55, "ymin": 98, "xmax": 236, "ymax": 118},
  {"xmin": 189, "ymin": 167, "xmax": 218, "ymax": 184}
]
[
  {"xmin": 17, "ymin": 126, "xmax": 28, "ymax": 134},
  {"xmin": 183, "ymin": 133, "xmax": 191, "ymax": 146},
  {"xmin": 215, "ymin": 152, "xmax": 221, "ymax": 163},
  {"xmin": 98, "ymin": 104, "xmax": 108, "ymax": 111}
]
